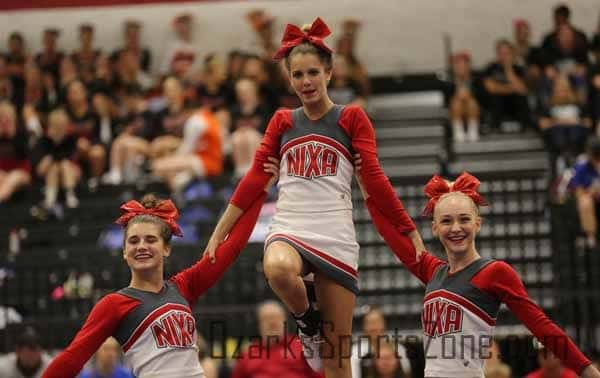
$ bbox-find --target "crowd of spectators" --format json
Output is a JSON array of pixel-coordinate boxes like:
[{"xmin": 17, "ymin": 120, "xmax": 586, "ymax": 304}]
[
  {"xmin": 0, "ymin": 11, "xmax": 370, "ymax": 208},
  {"xmin": 444, "ymin": 3, "xmax": 600, "ymax": 168}
]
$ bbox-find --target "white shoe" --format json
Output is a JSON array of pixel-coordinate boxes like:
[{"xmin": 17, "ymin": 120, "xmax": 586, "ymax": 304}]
[
  {"xmin": 467, "ymin": 126, "xmax": 479, "ymax": 142},
  {"xmin": 102, "ymin": 170, "xmax": 122, "ymax": 185},
  {"xmin": 299, "ymin": 330, "xmax": 323, "ymax": 372},
  {"xmin": 453, "ymin": 125, "xmax": 466, "ymax": 143},
  {"xmin": 65, "ymin": 192, "xmax": 79, "ymax": 209}
]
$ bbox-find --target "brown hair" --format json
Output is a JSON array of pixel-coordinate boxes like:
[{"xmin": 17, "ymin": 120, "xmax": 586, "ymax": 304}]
[
  {"xmin": 284, "ymin": 24, "xmax": 333, "ymax": 71},
  {"xmin": 124, "ymin": 194, "xmax": 173, "ymax": 244}
]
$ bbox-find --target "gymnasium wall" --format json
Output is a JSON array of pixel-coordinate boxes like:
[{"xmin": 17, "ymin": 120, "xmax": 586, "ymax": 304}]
[{"xmin": 0, "ymin": 0, "xmax": 598, "ymax": 75}]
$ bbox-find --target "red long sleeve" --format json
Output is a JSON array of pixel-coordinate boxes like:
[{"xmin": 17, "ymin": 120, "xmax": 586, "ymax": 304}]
[
  {"xmin": 42, "ymin": 294, "xmax": 139, "ymax": 378},
  {"xmin": 365, "ymin": 197, "xmax": 444, "ymax": 284},
  {"xmin": 471, "ymin": 261, "xmax": 592, "ymax": 375},
  {"xmin": 339, "ymin": 105, "xmax": 415, "ymax": 233},
  {"xmin": 172, "ymin": 192, "xmax": 267, "ymax": 304},
  {"xmin": 229, "ymin": 110, "xmax": 290, "ymax": 210}
]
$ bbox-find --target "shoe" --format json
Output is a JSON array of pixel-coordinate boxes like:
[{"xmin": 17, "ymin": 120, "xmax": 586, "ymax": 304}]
[
  {"xmin": 65, "ymin": 192, "xmax": 79, "ymax": 209},
  {"xmin": 299, "ymin": 329, "xmax": 323, "ymax": 372}
]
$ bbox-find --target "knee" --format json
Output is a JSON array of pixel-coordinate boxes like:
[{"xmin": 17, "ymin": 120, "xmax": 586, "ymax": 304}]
[
  {"xmin": 263, "ymin": 255, "xmax": 300, "ymax": 287},
  {"xmin": 577, "ymin": 194, "xmax": 595, "ymax": 212}
]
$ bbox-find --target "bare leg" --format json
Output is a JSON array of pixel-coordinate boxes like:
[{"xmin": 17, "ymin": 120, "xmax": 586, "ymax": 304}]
[
  {"xmin": 577, "ymin": 192, "xmax": 597, "ymax": 247},
  {"xmin": 314, "ymin": 273, "xmax": 355, "ymax": 378},
  {"xmin": 263, "ymin": 241, "xmax": 309, "ymax": 314},
  {"xmin": 0, "ymin": 170, "xmax": 31, "ymax": 202},
  {"xmin": 60, "ymin": 160, "xmax": 80, "ymax": 208},
  {"xmin": 88, "ymin": 144, "xmax": 107, "ymax": 178},
  {"xmin": 44, "ymin": 163, "xmax": 60, "ymax": 209}
]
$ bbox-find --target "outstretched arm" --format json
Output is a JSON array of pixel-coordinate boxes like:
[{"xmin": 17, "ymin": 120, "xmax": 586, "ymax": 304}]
[
  {"xmin": 43, "ymin": 294, "xmax": 138, "ymax": 378},
  {"xmin": 475, "ymin": 261, "xmax": 596, "ymax": 376}
]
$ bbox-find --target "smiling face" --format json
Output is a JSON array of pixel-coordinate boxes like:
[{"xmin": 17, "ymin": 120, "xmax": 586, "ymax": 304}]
[
  {"xmin": 123, "ymin": 222, "xmax": 170, "ymax": 273},
  {"xmin": 288, "ymin": 52, "xmax": 332, "ymax": 107},
  {"xmin": 432, "ymin": 193, "xmax": 481, "ymax": 257}
]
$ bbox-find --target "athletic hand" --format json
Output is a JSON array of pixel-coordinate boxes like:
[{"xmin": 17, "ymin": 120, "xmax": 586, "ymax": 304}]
[
  {"xmin": 263, "ymin": 156, "xmax": 280, "ymax": 191},
  {"xmin": 581, "ymin": 364, "xmax": 600, "ymax": 378},
  {"xmin": 204, "ymin": 234, "xmax": 223, "ymax": 264}
]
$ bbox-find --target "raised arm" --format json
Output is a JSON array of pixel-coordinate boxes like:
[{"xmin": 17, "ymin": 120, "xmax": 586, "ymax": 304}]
[
  {"xmin": 42, "ymin": 294, "xmax": 138, "ymax": 378},
  {"xmin": 204, "ymin": 110, "xmax": 290, "ymax": 261},
  {"xmin": 175, "ymin": 157, "xmax": 279, "ymax": 302}
]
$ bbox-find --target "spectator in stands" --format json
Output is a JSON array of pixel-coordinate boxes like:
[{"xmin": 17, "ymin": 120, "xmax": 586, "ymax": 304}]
[
  {"xmin": 79, "ymin": 337, "xmax": 133, "ymax": 378},
  {"xmin": 541, "ymin": 4, "xmax": 589, "ymax": 72},
  {"xmin": 0, "ymin": 55, "xmax": 13, "ymax": 104},
  {"xmin": 65, "ymin": 79, "xmax": 106, "ymax": 188},
  {"xmin": 197, "ymin": 54, "xmax": 230, "ymax": 113},
  {"xmin": 231, "ymin": 300, "xmax": 322, "ymax": 378},
  {"xmin": 483, "ymin": 339, "xmax": 512, "ymax": 378},
  {"xmin": 71, "ymin": 23, "xmax": 101, "ymax": 84},
  {"xmin": 240, "ymin": 54, "xmax": 278, "ymax": 112},
  {"xmin": 273, "ymin": 60, "xmax": 302, "ymax": 109},
  {"xmin": 0, "ymin": 327, "xmax": 51, "ymax": 378},
  {"xmin": 160, "ymin": 13, "xmax": 198, "ymax": 80},
  {"xmin": 230, "ymin": 77, "xmax": 270, "ymax": 179},
  {"xmin": 58, "ymin": 56, "xmax": 79, "ymax": 94},
  {"xmin": 446, "ymin": 51, "xmax": 481, "ymax": 143},
  {"xmin": 539, "ymin": 75, "xmax": 592, "ymax": 175},
  {"xmin": 371, "ymin": 342, "xmax": 409, "ymax": 378},
  {"xmin": 35, "ymin": 28, "xmax": 64, "ymax": 80},
  {"xmin": 21, "ymin": 63, "xmax": 45, "ymax": 140},
  {"xmin": 246, "ymin": 9, "xmax": 276, "ymax": 58},
  {"xmin": 0, "ymin": 101, "xmax": 31, "ymax": 203},
  {"xmin": 329, "ymin": 55, "xmax": 367, "ymax": 107},
  {"xmin": 482, "ymin": 39, "xmax": 530, "ymax": 132},
  {"xmin": 568, "ymin": 137, "xmax": 600, "ymax": 248},
  {"xmin": 351, "ymin": 307, "xmax": 411, "ymax": 378},
  {"xmin": 513, "ymin": 19, "xmax": 545, "ymax": 107},
  {"xmin": 226, "ymin": 50, "xmax": 247, "ymax": 85},
  {"xmin": 104, "ymin": 85, "xmax": 151, "ymax": 185},
  {"xmin": 33, "ymin": 108, "xmax": 80, "ymax": 209},
  {"xmin": 5, "ymin": 32, "xmax": 27, "ymax": 110},
  {"xmin": 525, "ymin": 339, "xmax": 578, "ymax": 378},
  {"xmin": 589, "ymin": 55, "xmax": 600, "ymax": 132},
  {"xmin": 196, "ymin": 335, "xmax": 217, "ymax": 378},
  {"xmin": 335, "ymin": 19, "xmax": 370, "ymax": 97},
  {"xmin": 111, "ymin": 20, "xmax": 151, "ymax": 73},
  {"xmin": 148, "ymin": 76, "xmax": 192, "ymax": 159},
  {"xmin": 151, "ymin": 105, "xmax": 222, "ymax": 194}
]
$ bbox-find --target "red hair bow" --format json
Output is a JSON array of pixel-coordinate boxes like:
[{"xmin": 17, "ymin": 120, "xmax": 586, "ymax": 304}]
[
  {"xmin": 115, "ymin": 199, "xmax": 183, "ymax": 237},
  {"xmin": 272, "ymin": 17, "xmax": 332, "ymax": 60},
  {"xmin": 422, "ymin": 172, "xmax": 488, "ymax": 216}
]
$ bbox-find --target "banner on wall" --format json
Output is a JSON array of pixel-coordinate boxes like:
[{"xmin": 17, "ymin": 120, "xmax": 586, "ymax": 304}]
[{"xmin": 0, "ymin": 0, "xmax": 221, "ymax": 11}]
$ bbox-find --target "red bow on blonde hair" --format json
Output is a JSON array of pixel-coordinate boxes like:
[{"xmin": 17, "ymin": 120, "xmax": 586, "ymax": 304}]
[
  {"xmin": 422, "ymin": 172, "xmax": 488, "ymax": 216},
  {"xmin": 272, "ymin": 17, "xmax": 332, "ymax": 60},
  {"xmin": 115, "ymin": 199, "xmax": 183, "ymax": 237}
]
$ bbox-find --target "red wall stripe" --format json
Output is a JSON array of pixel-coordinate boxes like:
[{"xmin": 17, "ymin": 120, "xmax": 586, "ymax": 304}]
[{"xmin": 0, "ymin": 0, "xmax": 231, "ymax": 11}]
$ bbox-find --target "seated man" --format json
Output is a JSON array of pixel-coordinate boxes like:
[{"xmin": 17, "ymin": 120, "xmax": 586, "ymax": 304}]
[
  {"xmin": 0, "ymin": 327, "xmax": 52, "ymax": 378},
  {"xmin": 482, "ymin": 39, "xmax": 530, "ymax": 131},
  {"xmin": 79, "ymin": 337, "xmax": 133, "ymax": 378}
]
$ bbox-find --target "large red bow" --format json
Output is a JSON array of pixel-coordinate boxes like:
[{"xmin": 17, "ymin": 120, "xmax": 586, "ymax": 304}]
[
  {"xmin": 115, "ymin": 199, "xmax": 183, "ymax": 237},
  {"xmin": 422, "ymin": 172, "xmax": 488, "ymax": 216},
  {"xmin": 272, "ymin": 17, "xmax": 332, "ymax": 60}
]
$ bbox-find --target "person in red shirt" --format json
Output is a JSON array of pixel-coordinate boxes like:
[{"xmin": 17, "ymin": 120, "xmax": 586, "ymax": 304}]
[
  {"xmin": 231, "ymin": 300, "xmax": 323, "ymax": 378},
  {"xmin": 352, "ymin": 160, "xmax": 600, "ymax": 378},
  {"xmin": 43, "ymin": 167, "xmax": 278, "ymax": 378},
  {"xmin": 204, "ymin": 17, "xmax": 424, "ymax": 377},
  {"xmin": 526, "ymin": 340, "xmax": 577, "ymax": 378}
]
